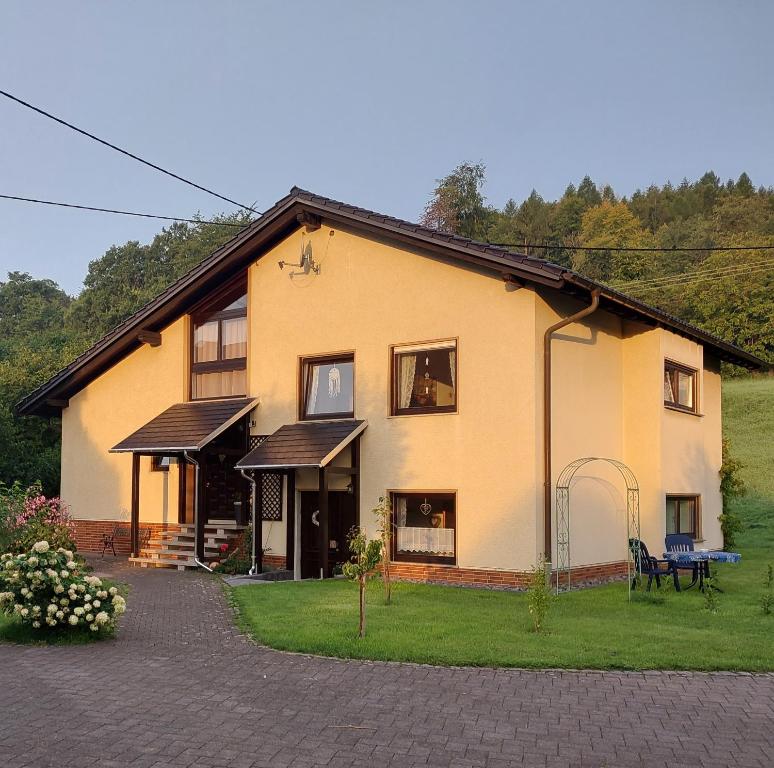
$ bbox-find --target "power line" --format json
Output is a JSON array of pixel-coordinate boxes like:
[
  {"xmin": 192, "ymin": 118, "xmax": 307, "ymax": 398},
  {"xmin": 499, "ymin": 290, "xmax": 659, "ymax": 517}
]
[
  {"xmin": 0, "ymin": 194, "xmax": 248, "ymax": 227},
  {"xmin": 619, "ymin": 265, "xmax": 773, "ymax": 294},
  {"xmin": 0, "ymin": 88, "xmax": 260, "ymax": 214},
  {"xmin": 491, "ymin": 241, "xmax": 774, "ymax": 253},
  {"xmin": 613, "ymin": 258, "xmax": 774, "ymax": 289}
]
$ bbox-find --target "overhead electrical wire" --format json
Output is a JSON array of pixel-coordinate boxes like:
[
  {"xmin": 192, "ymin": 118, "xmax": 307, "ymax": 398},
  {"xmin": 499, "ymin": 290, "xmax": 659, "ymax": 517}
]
[
  {"xmin": 0, "ymin": 194, "xmax": 248, "ymax": 228},
  {"xmin": 613, "ymin": 258, "xmax": 774, "ymax": 290},
  {"xmin": 489, "ymin": 240, "xmax": 774, "ymax": 253},
  {"xmin": 621, "ymin": 265, "xmax": 772, "ymax": 294},
  {"xmin": 0, "ymin": 88, "xmax": 261, "ymax": 214}
]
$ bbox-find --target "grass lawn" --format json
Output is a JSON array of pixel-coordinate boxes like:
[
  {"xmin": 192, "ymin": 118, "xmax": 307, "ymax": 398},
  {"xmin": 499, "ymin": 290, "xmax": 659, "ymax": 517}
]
[{"xmin": 231, "ymin": 376, "xmax": 774, "ymax": 670}]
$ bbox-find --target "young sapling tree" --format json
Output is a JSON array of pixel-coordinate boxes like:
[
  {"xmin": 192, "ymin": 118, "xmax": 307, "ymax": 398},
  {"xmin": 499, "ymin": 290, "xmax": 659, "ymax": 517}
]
[
  {"xmin": 341, "ymin": 526, "xmax": 382, "ymax": 638},
  {"xmin": 373, "ymin": 496, "xmax": 393, "ymax": 604}
]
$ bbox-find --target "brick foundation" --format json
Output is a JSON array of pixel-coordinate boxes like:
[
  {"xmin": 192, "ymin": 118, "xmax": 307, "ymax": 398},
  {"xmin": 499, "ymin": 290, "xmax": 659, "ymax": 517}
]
[
  {"xmin": 71, "ymin": 519, "xmax": 176, "ymax": 554},
  {"xmin": 388, "ymin": 560, "xmax": 629, "ymax": 590},
  {"xmin": 263, "ymin": 553, "xmax": 287, "ymax": 569}
]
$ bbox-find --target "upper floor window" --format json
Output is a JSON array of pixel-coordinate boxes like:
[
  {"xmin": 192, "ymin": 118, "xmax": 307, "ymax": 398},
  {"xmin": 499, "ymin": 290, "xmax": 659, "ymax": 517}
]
[
  {"xmin": 300, "ymin": 354, "xmax": 354, "ymax": 420},
  {"xmin": 664, "ymin": 360, "xmax": 697, "ymax": 413},
  {"xmin": 391, "ymin": 340, "xmax": 457, "ymax": 415},
  {"xmin": 191, "ymin": 280, "xmax": 247, "ymax": 400},
  {"xmin": 666, "ymin": 495, "xmax": 699, "ymax": 538}
]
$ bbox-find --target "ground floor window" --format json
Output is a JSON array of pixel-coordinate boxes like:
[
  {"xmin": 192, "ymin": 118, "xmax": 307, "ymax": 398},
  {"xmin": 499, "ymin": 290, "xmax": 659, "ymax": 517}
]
[
  {"xmin": 666, "ymin": 494, "xmax": 700, "ymax": 538},
  {"xmin": 391, "ymin": 492, "xmax": 456, "ymax": 564}
]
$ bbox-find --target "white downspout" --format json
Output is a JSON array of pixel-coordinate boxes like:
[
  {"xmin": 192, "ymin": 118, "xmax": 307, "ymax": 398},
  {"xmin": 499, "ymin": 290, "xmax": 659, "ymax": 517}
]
[{"xmin": 239, "ymin": 468, "xmax": 259, "ymax": 575}]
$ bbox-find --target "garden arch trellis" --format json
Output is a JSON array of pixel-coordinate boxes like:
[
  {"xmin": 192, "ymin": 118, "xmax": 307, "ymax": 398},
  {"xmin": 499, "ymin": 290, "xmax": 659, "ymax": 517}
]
[{"xmin": 555, "ymin": 457, "xmax": 641, "ymax": 600}]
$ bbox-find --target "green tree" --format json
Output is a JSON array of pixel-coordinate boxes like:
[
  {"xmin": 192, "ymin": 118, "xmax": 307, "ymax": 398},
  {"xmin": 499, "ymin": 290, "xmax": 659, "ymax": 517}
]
[
  {"xmin": 577, "ymin": 201, "xmax": 652, "ymax": 282},
  {"xmin": 421, "ymin": 162, "xmax": 493, "ymax": 240},
  {"xmin": 341, "ymin": 526, "xmax": 382, "ymax": 638}
]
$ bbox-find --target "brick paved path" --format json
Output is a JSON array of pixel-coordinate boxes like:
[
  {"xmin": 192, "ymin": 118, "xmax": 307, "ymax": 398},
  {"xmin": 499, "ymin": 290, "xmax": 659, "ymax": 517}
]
[{"xmin": 1, "ymin": 559, "xmax": 772, "ymax": 768}]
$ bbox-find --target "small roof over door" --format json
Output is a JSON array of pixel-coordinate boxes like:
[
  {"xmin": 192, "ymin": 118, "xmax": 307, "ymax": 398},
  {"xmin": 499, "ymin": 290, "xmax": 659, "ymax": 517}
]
[
  {"xmin": 236, "ymin": 420, "xmax": 366, "ymax": 470},
  {"xmin": 111, "ymin": 398, "xmax": 258, "ymax": 453}
]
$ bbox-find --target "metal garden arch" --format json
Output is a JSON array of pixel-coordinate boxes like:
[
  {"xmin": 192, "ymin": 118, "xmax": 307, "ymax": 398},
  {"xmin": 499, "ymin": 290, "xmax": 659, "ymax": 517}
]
[{"xmin": 555, "ymin": 457, "xmax": 641, "ymax": 599}]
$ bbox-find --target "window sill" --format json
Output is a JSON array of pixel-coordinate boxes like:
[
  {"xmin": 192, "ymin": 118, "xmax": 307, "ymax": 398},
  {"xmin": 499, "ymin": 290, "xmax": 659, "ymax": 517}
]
[
  {"xmin": 664, "ymin": 404, "xmax": 703, "ymax": 417},
  {"xmin": 387, "ymin": 410, "xmax": 459, "ymax": 420}
]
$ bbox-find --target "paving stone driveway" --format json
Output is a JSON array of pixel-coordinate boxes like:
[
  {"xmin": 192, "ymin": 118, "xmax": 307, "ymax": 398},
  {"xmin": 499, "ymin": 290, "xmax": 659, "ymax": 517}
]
[{"xmin": 1, "ymin": 559, "xmax": 772, "ymax": 768}]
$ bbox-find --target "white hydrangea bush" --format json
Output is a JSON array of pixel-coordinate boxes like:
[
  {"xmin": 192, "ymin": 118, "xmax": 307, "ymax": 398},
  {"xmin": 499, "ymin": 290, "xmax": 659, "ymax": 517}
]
[{"xmin": 0, "ymin": 540, "xmax": 126, "ymax": 634}]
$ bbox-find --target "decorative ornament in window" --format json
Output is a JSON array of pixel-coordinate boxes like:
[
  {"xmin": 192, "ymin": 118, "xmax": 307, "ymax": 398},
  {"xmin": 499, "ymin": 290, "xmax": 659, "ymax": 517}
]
[{"xmin": 328, "ymin": 363, "xmax": 341, "ymax": 399}]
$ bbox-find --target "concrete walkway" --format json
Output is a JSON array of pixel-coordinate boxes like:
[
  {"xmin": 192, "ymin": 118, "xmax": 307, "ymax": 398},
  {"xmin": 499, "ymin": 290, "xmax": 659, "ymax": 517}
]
[{"xmin": 0, "ymin": 558, "xmax": 772, "ymax": 768}]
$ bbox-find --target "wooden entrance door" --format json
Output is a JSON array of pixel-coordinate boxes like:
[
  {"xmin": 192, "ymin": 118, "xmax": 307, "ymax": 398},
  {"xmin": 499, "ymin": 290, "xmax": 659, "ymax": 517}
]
[
  {"xmin": 202, "ymin": 452, "xmax": 248, "ymax": 523},
  {"xmin": 300, "ymin": 491, "xmax": 356, "ymax": 578}
]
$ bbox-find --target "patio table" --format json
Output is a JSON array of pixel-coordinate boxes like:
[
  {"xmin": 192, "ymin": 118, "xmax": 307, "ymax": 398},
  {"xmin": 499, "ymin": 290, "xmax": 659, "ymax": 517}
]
[{"xmin": 663, "ymin": 550, "xmax": 741, "ymax": 591}]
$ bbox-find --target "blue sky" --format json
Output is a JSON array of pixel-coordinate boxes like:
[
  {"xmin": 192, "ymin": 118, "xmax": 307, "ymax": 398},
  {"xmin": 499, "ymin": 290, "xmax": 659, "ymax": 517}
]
[{"xmin": 1, "ymin": 1, "xmax": 773, "ymax": 293}]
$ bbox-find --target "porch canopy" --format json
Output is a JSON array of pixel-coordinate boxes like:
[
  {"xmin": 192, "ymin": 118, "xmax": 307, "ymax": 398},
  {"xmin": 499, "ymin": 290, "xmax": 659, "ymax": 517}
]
[
  {"xmin": 109, "ymin": 397, "xmax": 258, "ymax": 558},
  {"xmin": 237, "ymin": 419, "xmax": 366, "ymax": 579},
  {"xmin": 235, "ymin": 419, "xmax": 366, "ymax": 471},
  {"xmin": 111, "ymin": 398, "xmax": 258, "ymax": 454}
]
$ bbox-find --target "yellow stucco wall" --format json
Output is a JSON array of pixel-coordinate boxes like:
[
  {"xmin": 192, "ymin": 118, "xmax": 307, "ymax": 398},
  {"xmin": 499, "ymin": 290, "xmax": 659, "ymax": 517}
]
[
  {"xmin": 60, "ymin": 317, "xmax": 188, "ymax": 524},
  {"xmin": 249, "ymin": 225, "xmax": 538, "ymax": 570},
  {"xmin": 59, "ymin": 222, "xmax": 726, "ymax": 570}
]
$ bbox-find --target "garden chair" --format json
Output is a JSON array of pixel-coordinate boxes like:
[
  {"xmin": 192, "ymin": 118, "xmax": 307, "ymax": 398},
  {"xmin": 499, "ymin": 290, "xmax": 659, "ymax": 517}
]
[
  {"xmin": 101, "ymin": 523, "xmax": 150, "ymax": 557},
  {"xmin": 628, "ymin": 538, "xmax": 680, "ymax": 592},
  {"xmin": 665, "ymin": 533, "xmax": 700, "ymax": 589}
]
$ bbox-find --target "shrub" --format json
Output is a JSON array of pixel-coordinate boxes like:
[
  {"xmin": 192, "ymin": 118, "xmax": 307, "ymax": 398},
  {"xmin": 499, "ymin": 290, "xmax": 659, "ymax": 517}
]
[
  {"xmin": 703, "ymin": 578, "xmax": 719, "ymax": 614},
  {"xmin": 0, "ymin": 482, "xmax": 76, "ymax": 554},
  {"xmin": 0, "ymin": 540, "xmax": 126, "ymax": 634},
  {"xmin": 526, "ymin": 556, "xmax": 554, "ymax": 633},
  {"xmin": 719, "ymin": 439, "xmax": 746, "ymax": 549},
  {"xmin": 762, "ymin": 564, "xmax": 773, "ymax": 616}
]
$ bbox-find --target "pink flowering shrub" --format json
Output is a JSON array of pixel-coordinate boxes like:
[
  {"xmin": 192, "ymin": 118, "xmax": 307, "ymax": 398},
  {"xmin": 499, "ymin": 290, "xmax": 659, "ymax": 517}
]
[
  {"xmin": 0, "ymin": 540, "xmax": 126, "ymax": 634},
  {"xmin": 0, "ymin": 482, "xmax": 76, "ymax": 554}
]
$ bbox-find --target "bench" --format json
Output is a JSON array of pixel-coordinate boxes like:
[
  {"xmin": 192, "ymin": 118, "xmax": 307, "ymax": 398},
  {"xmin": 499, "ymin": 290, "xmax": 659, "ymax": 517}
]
[{"xmin": 101, "ymin": 523, "xmax": 151, "ymax": 557}]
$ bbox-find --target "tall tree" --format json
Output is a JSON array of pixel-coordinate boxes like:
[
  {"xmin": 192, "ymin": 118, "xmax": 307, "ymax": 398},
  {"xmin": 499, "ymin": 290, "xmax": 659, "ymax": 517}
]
[{"xmin": 421, "ymin": 162, "xmax": 493, "ymax": 240}]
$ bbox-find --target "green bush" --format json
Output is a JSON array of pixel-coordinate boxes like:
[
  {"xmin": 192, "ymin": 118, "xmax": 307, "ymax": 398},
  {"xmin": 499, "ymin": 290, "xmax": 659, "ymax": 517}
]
[
  {"xmin": 719, "ymin": 439, "xmax": 746, "ymax": 549},
  {"xmin": 526, "ymin": 557, "xmax": 554, "ymax": 633},
  {"xmin": 0, "ymin": 540, "xmax": 126, "ymax": 634}
]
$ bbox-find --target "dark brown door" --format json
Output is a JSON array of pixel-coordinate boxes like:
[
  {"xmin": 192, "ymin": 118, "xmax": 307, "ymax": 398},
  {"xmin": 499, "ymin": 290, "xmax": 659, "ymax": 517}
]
[
  {"xmin": 300, "ymin": 491, "xmax": 357, "ymax": 578},
  {"xmin": 203, "ymin": 453, "xmax": 248, "ymax": 523}
]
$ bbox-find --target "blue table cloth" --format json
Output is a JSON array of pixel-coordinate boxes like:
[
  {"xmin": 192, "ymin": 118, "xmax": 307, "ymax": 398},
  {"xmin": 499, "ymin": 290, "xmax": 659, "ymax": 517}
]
[{"xmin": 663, "ymin": 550, "xmax": 741, "ymax": 564}]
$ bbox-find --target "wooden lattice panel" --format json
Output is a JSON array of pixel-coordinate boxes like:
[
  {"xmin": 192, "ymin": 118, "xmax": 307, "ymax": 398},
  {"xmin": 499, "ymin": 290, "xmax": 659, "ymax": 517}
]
[{"xmin": 260, "ymin": 473, "xmax": 283, "ymax": 521}]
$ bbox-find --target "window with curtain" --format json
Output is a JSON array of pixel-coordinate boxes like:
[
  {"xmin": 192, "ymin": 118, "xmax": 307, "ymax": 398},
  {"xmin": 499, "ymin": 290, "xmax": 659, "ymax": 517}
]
[
  {"xmin": 666, "ymin": 495, "xmax": 699, "ymax": 538},
  {"xmin": 191, "ymin": 282, "xmax": 247, "ymax": 400},
  {"xmin": 391, "ymin": 492, "xmax": 456, "ymax": 564},
  {"xmin": 300, "ymin": 354, "xmax": 354, "ymax": 419},
  {"xmin": 664, "ymin": 360, "xmax": 697, "ymax": 413},
  {"xmin": 391, "ymin": 340, "xmax": 457, "ymax": 415}
]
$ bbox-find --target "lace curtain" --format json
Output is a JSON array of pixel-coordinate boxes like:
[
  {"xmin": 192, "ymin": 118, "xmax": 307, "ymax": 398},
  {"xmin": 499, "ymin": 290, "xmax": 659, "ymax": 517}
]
[
  {"xmin": 307, "ymin": 365, "xmax": 320, "ymax": 414},
  {"xmin": 399, "ymin": 354, "xmax": 416, "ymax": 409}
]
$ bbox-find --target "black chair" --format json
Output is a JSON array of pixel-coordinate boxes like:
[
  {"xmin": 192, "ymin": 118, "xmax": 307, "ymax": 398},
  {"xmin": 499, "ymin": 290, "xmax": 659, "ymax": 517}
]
[
  {"xmin": 665, "ymin": 533, "xmax": 700, "ymax": 589},
  {"xmin": 629, "ymin": 538, "xmax": 680, "ymax": 592}
]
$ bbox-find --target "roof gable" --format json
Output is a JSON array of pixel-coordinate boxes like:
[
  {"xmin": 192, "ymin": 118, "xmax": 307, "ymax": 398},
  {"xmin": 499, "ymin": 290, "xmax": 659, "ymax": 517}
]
[{"xmin": 16, "ymin": 187, "xmax": 765, "ymax": 415}]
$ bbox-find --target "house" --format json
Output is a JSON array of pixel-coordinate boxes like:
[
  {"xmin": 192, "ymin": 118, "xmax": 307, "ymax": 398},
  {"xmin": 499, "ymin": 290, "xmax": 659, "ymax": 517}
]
[{"xmin": 17, "ymin": 188, "xmax": 764, "ymax": 587}]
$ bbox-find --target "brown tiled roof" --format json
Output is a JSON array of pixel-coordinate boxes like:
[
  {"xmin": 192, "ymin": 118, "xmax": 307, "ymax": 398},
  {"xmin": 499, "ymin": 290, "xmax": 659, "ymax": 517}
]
[
  {"xmin": 111, "ymin": 398, "xmax": 257, "ymax": 453},
  {"xmin": 236, "ymin": 420, "xmax": 366, "ymax": 470},
  {"xmin": 16, "ymin": 187, "xmax": 766, "ymax": 416}
]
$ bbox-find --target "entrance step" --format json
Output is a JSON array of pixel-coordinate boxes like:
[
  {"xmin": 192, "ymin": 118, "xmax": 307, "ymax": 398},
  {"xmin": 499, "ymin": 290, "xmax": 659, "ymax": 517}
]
[
  {"xmin": 128, "ymin": 521, "xmax": 246, "ymax": 570},
  {"xmin": 128, "ymin": 556, "xmax": 197, "ymax": 571}
]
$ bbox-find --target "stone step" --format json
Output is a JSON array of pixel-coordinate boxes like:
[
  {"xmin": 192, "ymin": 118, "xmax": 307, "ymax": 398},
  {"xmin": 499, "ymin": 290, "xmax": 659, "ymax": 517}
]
[
  {"xmin": 154, "ymin": 531, "xmax": 234, "ymax": 545},
  {"xmin": 177, "ymin": 522, "xmax": 247, "ymax": 533},
  {"xmin": 128, "ymin": 556, "xmax": 197, "ymax": 571},
  {"xmin": 139, "ymin": 548, "xmax": 201, "ymax": 561}
]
